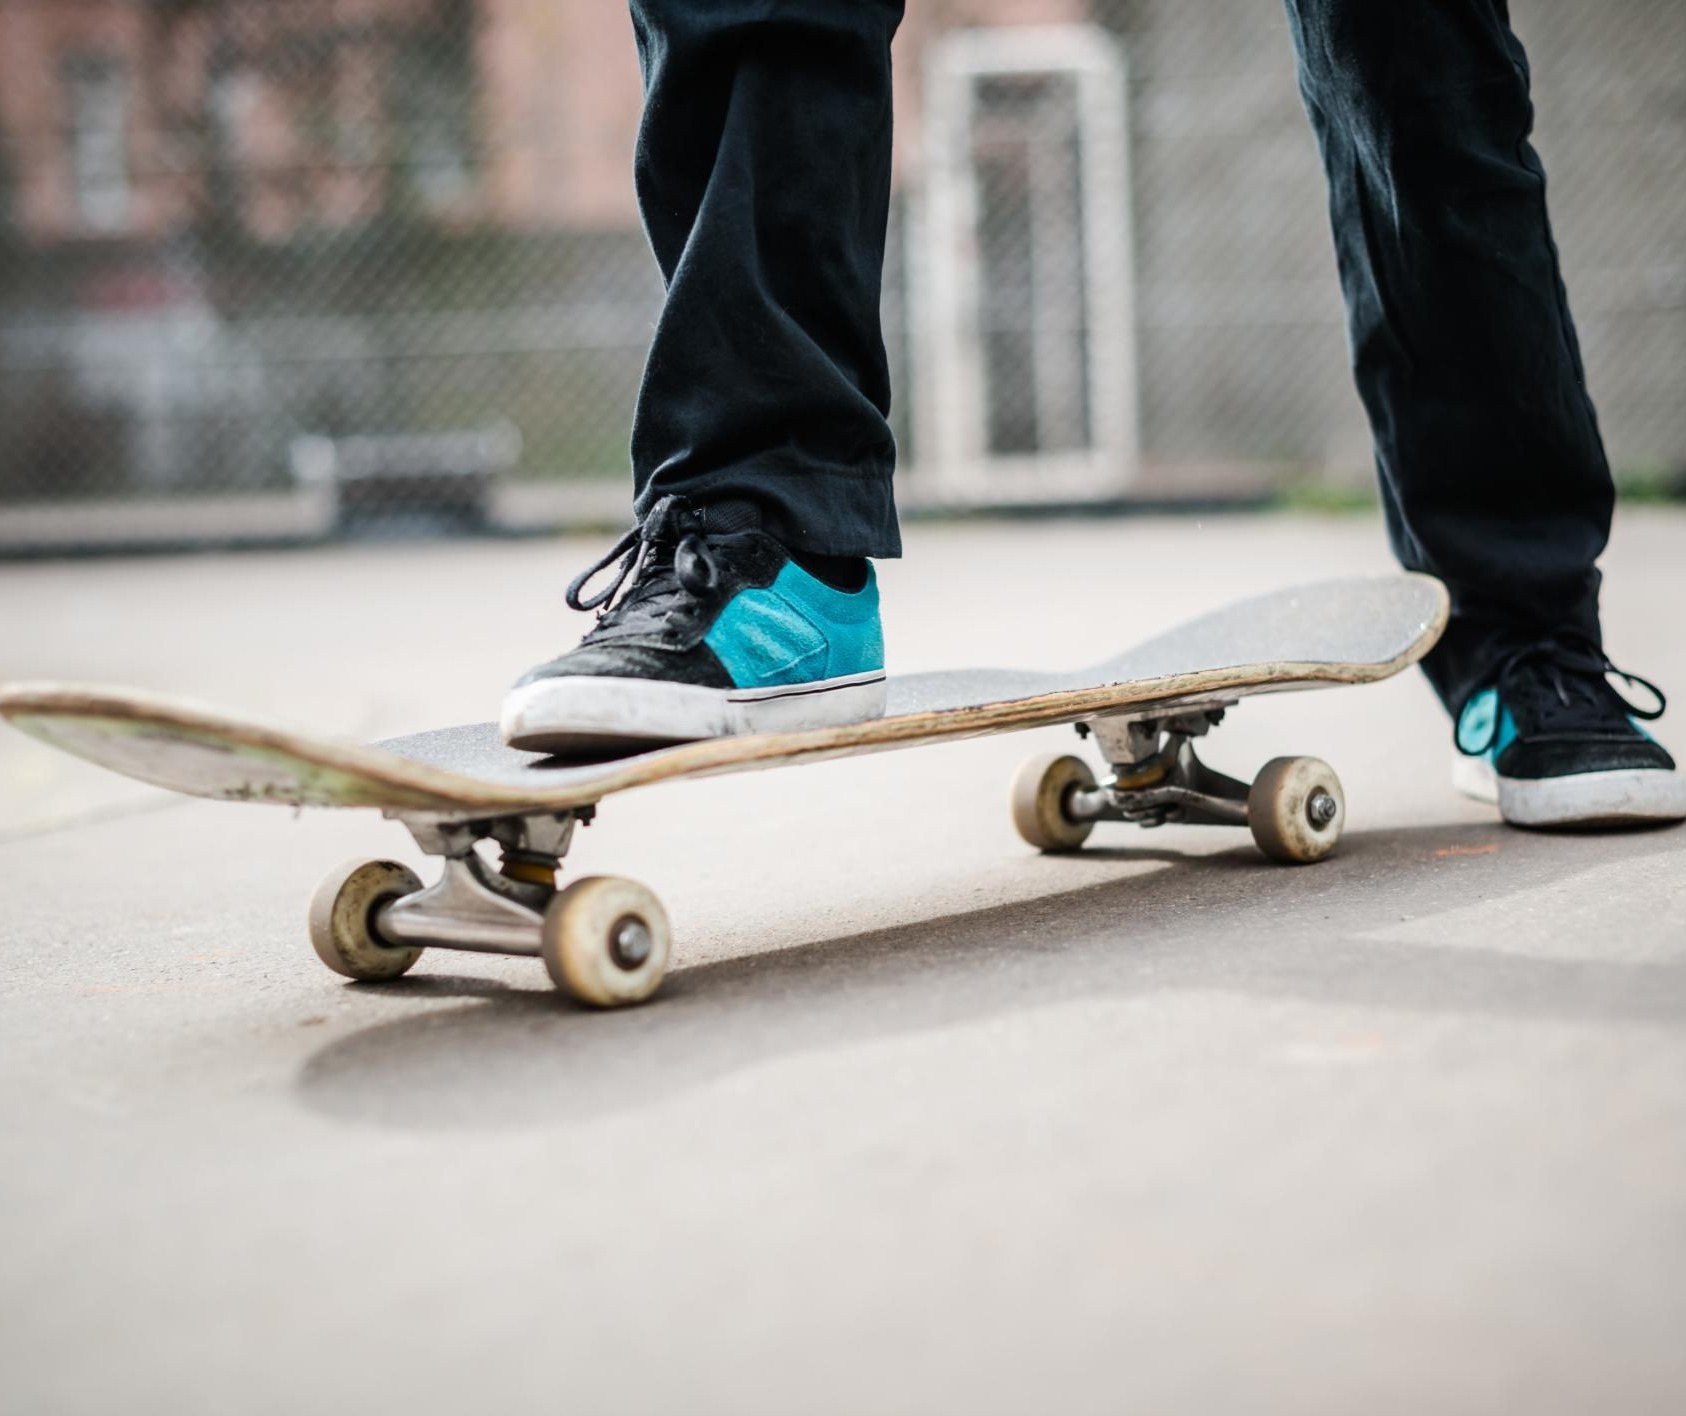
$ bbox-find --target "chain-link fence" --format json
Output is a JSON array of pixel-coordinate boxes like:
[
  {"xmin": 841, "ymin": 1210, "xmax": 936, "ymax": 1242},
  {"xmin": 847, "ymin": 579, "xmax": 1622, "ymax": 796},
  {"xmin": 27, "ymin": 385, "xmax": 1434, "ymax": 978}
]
[{"xmin": 0, "ymin": 0, "xmax": 1680, "ymax": 551}]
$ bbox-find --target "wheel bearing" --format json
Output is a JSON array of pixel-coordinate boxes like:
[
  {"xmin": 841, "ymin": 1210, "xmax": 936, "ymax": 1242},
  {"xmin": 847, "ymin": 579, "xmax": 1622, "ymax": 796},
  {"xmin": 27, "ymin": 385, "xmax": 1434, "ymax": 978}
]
[
  {"xmin": 609, "ymin": 915, "xmax": 655, "ymax": 971},
  {"xmin": 1306, "ymin": 788, "xmax": 1340, "ymax": 829}
]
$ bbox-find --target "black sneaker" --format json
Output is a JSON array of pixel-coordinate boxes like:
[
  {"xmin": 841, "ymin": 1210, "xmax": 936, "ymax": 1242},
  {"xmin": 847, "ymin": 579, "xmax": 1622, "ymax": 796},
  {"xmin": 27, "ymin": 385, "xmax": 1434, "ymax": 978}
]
[
  {"xmin": 501, "ymin": 497, "xmax": 887, "ymax": 755},
  {"xmin": 1452, "ymin": 638, "xmax": 1686, "ymax": 827}
]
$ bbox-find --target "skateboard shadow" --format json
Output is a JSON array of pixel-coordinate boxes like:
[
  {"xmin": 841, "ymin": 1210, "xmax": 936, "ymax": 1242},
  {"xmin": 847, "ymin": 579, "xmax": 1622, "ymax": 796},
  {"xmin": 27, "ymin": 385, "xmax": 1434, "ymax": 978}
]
[{"xmin": 294, "ymin": 818, "xmax": 1686, "ymax": 1132}]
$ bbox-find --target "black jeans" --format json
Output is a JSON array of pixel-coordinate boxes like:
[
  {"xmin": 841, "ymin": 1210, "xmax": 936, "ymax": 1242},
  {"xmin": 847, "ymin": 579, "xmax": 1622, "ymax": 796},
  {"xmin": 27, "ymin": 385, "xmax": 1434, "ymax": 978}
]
[
  {"xmin": 627, "ymin": 0, "xmax": 904, "ymax": 559},
  {"xmin": 627, "ymin": 0, "xmax": 1615, "ymax": 711}
]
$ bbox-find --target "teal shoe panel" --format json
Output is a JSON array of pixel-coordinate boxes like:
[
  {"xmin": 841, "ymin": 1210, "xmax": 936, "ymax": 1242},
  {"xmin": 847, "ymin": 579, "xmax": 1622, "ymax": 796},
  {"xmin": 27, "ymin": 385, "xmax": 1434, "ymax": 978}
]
[
  {"xmin": 706, "ymin": 563, "xmax": 885, "ymax": 689},
  {"xmin": 1456, "ymin": 688, "xmax": 1519, "ymax": 763}
]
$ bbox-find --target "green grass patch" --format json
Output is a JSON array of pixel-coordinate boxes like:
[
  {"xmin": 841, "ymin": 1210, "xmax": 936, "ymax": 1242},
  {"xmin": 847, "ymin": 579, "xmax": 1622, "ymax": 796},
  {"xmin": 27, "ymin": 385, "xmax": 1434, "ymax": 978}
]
[
  {"xmin": 1614, "ymin": 466, "xmax": 1686, "ymax": 503},
  {"xmin": 1271, "ymin": 480, "xmax": 1380, "ymax": 515}
]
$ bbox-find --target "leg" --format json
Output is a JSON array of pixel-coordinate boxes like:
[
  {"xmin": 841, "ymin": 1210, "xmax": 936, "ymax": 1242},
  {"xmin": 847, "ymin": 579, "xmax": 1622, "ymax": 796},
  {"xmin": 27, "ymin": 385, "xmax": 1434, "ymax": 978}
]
[
  {"xmin": 1284, "ymin": 0, "xmax": 1684, "ymax": 827},
  {"xmin": 1282, "ymin": 0, "xmax": 1613, "ymax": 710},
  {"xmin": 504, "ymin": 3, "xmax": 901, "ymax": 750},
  {"xmin": 628, "ymin": 0, "xmax": 905, "ymax": 558}
]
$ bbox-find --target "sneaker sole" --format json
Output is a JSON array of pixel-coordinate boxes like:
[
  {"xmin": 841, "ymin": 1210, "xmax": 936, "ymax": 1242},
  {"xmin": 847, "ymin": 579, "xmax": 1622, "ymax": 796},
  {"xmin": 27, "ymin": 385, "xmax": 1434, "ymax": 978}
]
[
  {"xmin": 1452, "ymin": 754, "xmax": 1686, "ymax": 828},
  {"xmin": 501, "ymin": 671, "xmax": 889, "ymax": 756}
]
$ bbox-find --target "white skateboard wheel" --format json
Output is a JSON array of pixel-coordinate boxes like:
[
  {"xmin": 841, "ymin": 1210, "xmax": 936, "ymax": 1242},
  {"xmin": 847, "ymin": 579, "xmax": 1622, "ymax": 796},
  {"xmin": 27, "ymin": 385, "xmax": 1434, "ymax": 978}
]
[
  {"xmin": 308, "ymin": 858, "xmax": 425, "ymax": 980},
  {"xmin": 1011, "ymin": 752, "xmax": 1098, "ymax": 853},
  {"xmin": 1248, "ymin": 756, "xmax": 1345, "ymax": 864},
  {"xmin": 542, "ymin": 876, "xmax": 672, "ymax": 1007}
]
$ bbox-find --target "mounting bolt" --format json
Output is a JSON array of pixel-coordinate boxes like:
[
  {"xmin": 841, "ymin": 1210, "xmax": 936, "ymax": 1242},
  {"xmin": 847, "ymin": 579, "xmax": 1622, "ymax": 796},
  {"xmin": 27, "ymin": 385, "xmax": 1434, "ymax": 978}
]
[{"xmin": 1306, "ymin": 789, "xmax": 1339, "ymax": 829}]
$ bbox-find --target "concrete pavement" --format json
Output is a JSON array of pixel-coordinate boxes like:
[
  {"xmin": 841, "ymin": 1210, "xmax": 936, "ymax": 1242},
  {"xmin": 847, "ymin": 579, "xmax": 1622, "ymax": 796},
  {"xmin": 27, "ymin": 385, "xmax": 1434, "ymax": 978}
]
[{"xmin": 2, "ymin": 510, "xmax": 1684, "ymax": 1414}]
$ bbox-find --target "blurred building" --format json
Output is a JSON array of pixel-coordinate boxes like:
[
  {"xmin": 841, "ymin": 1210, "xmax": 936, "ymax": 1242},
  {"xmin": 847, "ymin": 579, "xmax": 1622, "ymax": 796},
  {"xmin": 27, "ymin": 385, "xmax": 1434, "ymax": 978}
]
[
  {"xmin": 0, "ymin": 0, "xmax": 640, "ymax": 239},
  {"xmin": 0, "ymin": 0, "xmax": 1681, "ymax": 549}
]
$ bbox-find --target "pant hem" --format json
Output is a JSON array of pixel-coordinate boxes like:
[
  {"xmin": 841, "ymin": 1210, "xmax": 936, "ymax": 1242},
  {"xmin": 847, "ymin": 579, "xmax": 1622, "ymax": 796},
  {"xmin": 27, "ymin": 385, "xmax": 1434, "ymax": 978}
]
[{"xmin": 637, "ymin": 460, "xmax": 902, "ymax": 559}]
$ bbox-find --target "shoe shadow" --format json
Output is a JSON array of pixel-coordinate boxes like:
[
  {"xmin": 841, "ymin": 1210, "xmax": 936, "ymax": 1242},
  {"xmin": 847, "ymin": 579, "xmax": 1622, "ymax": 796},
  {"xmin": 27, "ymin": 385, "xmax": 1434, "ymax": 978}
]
[{"xmin": 295, "ymin": 819, "xmax": 1686, "ymax": 1132}]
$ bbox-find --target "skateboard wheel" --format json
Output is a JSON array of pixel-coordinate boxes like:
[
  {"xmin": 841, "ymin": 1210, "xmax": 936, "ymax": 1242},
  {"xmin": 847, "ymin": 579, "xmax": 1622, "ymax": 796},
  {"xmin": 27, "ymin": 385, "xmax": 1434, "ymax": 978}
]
[
  {"xmin": 1248, "ymin": 756, "xmax": 1345, "ymax": 864},
  {"xmin": 1011, "ymin": 752, "xmax": 1098, "ymax": 853},
  {"xmin": 308, "ymin": 859, "xmax": 425, "ymax": 981},
  {"xmin": 542, "ymin": 875, "xmax": 672, "ymax": 1007}
]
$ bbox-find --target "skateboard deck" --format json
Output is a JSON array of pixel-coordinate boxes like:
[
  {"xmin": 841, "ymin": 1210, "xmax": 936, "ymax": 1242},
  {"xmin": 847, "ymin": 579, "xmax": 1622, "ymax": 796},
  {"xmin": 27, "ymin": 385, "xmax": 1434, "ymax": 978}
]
[
  {"xmin": 1, "ymin": 573, "xmax": 1446, "ymax": 1007},
  {"xmin": 2, "ymin": 574, "xmax": 1445, "ymax": 815}
]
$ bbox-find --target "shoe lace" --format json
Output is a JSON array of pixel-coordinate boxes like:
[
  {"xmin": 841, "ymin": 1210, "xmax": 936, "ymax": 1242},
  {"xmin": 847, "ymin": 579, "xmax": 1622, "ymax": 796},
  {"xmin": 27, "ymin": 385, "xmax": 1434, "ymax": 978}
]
[
  {"xmin": 564, "ymin": 496, "xmax": 725, "ymax": 637},
  {"xmin": 1460, "ymin": 635, "xmax": 1667, "ymax": 754}
]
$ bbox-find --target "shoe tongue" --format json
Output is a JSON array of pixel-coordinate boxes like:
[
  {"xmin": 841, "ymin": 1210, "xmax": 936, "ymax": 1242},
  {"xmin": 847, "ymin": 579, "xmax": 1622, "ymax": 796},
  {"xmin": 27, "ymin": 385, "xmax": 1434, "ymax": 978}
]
[{"xmin": 697, "ymin": 498, "xmax": 762, "ymax": 536}]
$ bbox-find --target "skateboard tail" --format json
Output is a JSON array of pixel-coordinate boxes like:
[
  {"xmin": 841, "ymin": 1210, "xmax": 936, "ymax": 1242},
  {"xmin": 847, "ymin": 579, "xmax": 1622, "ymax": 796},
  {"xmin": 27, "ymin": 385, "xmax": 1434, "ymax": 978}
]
[{"xmin": 2, "ymin": 691, "xmax": 461, "ymax": 811}]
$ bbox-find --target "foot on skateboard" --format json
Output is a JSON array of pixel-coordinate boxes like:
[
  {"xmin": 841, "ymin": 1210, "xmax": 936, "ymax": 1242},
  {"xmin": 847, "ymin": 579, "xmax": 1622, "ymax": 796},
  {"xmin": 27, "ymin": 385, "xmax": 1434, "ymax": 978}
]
[{"xmin": 501, "ymin": 496, "xmax": 886, "ymax": 757}]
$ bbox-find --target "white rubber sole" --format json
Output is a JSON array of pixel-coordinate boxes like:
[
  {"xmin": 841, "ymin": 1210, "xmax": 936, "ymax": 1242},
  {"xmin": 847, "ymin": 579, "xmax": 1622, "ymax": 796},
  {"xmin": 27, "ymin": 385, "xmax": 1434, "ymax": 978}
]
[
  {"xmin": 501, "ymin": 670, "xmax": 888, "ymax": 755},
  {"xmin": 1452, "ymin": 753, "xmax": 1686, "ymax": 828}
]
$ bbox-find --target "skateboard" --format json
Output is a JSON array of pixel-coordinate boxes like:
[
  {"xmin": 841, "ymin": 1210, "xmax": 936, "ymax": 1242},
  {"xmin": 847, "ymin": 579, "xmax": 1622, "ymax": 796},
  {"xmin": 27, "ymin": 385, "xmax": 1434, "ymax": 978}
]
[{"xmin": 1, "ymin": 574, "xmax": 1446, "ymax": 1008}]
